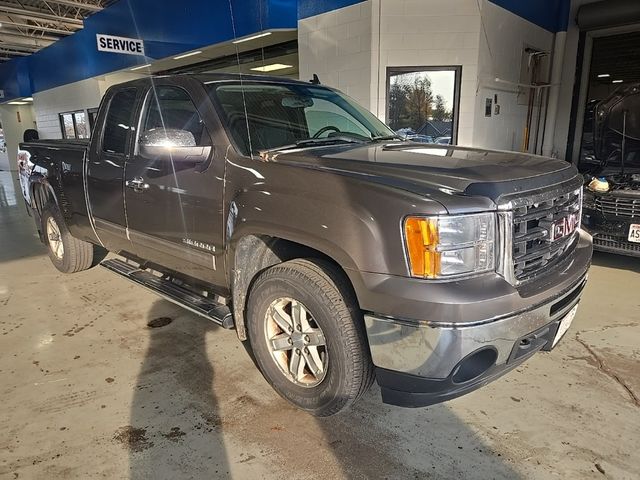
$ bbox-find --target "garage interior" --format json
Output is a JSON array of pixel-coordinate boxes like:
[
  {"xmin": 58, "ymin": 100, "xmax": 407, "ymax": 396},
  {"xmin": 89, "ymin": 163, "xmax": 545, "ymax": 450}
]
[
  {"xmin": 578, "ymin": 30, "xmax": 640, "ymax": 166},
  {"xmin": 0, "ymin": 0, "xmax": 639, "ymax": 479}
]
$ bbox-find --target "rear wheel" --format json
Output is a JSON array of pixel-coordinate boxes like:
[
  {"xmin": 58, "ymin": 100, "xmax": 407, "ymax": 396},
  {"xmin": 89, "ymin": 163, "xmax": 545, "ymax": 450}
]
[
  {"xmin": 247, "ymin": 258, "xmax": 374, "ymax": 416},
  {"xmin": 41, "ymin": 204, "xmax": 94, "ymax": 273}
]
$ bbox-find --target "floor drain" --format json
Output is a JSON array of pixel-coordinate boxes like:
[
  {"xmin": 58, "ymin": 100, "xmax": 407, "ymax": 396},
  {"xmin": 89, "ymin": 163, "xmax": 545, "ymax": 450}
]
[{"xmin": 147, "ymin": 317, "xmax": 173, "ymax": 328}]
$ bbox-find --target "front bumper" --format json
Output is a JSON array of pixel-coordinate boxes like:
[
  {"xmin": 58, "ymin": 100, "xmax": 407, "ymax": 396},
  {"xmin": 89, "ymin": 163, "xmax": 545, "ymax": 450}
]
[
  {"xmin": 582, "ymin": 206, "xmax": 640, "ymax": 257},
  {"xmin": 360, "ymin": 230, "xmax": 592, "ymax": 407}
]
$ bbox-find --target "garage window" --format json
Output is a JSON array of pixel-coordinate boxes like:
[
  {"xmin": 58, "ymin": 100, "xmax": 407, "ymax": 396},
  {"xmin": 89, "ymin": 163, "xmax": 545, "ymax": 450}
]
[
  {"xmin": 386, "ymin": 66, "xmax": 461, "ymax": 145},
  {"xmin": 59, "ymin": 110, "xmax": 90, "ymax": 139}
]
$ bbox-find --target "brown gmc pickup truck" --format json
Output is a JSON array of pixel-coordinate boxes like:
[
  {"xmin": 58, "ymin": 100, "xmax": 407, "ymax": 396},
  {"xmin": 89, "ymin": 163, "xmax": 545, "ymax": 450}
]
[{"xmin": 18, "ymin": 74, "xmax": 592, "ymax": 416}]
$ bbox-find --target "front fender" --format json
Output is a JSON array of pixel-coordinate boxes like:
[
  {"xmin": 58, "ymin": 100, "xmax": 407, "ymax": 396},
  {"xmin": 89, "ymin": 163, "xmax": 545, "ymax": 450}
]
[{"xmin": 224, "ymin": 169, "xmax": 447, "ymax": 280}]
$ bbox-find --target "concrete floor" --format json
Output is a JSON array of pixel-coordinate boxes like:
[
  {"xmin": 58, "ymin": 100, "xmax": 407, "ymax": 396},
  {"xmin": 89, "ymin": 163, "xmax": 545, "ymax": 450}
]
[{"xmin": 1, "ymin": 169, "xmax": 639, "ymax": 480}]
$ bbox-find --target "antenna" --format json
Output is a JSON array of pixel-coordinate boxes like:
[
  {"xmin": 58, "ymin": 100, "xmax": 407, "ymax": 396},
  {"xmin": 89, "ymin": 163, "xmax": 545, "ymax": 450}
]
[{"xmin": 309, "ymin": 74, "xmax": 321, "ymax": 85}]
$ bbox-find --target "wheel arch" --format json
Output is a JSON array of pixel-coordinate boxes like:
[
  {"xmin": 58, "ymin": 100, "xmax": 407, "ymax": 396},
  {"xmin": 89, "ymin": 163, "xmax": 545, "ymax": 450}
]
[{"xmin": 230, "ymin": 233, "xmax": 361, "ymax": 341}]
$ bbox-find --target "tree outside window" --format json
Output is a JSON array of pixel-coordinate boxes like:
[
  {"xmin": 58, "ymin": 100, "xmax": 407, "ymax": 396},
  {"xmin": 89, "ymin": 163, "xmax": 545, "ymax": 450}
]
[{"xmin": 387, "ymin": 67, "xmax": 460, "ymax": 145}]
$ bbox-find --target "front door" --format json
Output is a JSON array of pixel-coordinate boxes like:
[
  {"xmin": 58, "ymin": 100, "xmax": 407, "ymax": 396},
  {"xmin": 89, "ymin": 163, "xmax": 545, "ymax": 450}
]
[{"xmin": 124, "ymin": 82, "xmax": 225, "ymax": 286}]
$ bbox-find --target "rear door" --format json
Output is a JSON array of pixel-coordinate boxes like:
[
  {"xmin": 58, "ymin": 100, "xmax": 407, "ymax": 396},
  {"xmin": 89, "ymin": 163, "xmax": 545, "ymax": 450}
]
[
  {"xmin": 87, "ymin": 86, "xmax": 141, "ymax": 253},
  {"xmin": 123, "ymin": 79, "xmax": 225, "ymax": 286}
]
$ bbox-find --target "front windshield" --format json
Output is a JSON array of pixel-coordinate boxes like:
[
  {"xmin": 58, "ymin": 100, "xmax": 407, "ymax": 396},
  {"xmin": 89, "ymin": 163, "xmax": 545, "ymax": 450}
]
[{"xmin": 207, "ymin": 82, "xmax": 396, "ymax": 156}]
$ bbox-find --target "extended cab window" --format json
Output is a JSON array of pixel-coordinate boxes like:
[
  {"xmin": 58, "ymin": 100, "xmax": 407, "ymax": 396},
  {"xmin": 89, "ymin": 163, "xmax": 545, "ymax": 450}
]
[
  {"xmin": 208, "ymin": 82, "xmax": 394, "ymax": 156},
  {"xmin": 139, "ymin": 86, "xmax": 210, "ymax": 146},
  {"xmin": 102, "ymin": 88, "xmax": 137, "ymax": 154}
]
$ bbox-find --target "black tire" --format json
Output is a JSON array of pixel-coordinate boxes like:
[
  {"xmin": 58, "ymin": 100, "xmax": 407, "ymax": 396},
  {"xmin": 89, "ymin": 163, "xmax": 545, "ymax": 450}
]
[
  {"xmin": 41, "ymin": 204, "xmax": 94, "ymax": 273},
  {"xmin": 247, "ymin": 258, "xmax": 374, "ymax": 416}
]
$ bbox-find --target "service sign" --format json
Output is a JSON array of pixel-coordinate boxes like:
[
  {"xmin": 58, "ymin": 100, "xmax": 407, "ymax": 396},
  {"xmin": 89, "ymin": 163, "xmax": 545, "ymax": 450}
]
[{"xmin": 96, "ymin": 34, "xmax": 144, "ymax": 56}]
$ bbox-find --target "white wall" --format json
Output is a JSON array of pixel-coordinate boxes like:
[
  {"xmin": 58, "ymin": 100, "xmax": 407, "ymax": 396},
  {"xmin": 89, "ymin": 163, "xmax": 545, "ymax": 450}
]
[
  {"xmin": 299, "ymin": 0, "xmax": 482, "ymax": 145},
  {"xmin": 0, "ymin": 104, "xmax": 36, "ymax": 171},
  {"xmin": 375, "ymin": 0, "xmax": 481, "ymax": 145},
  {"xmin": 473, "ymin": 0, "xmax": 554, "ymax": 152},
  {"xmin": 32, "ymin": 71, "xmax": 146, "ymax": 140},
  {"xmin": 33, "ymin": 78, "xmax": 102, "ymax": 139},
  {"xmin": 298, "ymin": 1, "xmax": 374, "ymax": 109}
]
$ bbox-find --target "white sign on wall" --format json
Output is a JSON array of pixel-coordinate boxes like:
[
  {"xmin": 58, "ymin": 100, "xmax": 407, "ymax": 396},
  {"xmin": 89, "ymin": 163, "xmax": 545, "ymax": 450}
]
[{"xmin": 96, "ymin": 34, "xmax": 145, "ymax": 56}]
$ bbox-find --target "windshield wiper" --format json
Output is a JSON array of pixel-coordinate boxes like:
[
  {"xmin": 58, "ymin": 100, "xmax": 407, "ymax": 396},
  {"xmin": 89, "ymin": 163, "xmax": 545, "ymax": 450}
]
[
  {"xmin": 371, "ymin": 134, "xmax": 404, "ymax": 142},
  {"xmin": 261, "ymin": 135, "xmax": 366, "ymax": 155}
]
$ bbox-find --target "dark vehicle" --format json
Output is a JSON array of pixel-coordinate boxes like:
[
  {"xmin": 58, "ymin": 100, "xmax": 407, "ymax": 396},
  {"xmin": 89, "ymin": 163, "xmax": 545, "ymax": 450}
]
[
  {"xmin": 18, "ymin": 74, "xmax": 592, "ymax": 416},
  {"xmin": 580, "ymin": 83, "xmax": 640, "ymax": 257}
]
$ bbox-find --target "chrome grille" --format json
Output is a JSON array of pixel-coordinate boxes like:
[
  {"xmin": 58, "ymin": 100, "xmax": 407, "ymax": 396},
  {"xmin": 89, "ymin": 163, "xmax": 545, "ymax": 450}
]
[
  {"xmin": 510, "ymin": 187, "xmax": 581, "ymax": 282},
  {"xmin": 594, "ymin": 195, "xmax": 640, "ymax": 218}
]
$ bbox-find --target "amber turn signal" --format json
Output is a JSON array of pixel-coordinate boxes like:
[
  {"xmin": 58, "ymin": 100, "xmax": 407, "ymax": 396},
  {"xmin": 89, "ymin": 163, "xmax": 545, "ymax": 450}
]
[{"xmin": 404, "ymin": 217, "xmax": 440, "ymax": 278}]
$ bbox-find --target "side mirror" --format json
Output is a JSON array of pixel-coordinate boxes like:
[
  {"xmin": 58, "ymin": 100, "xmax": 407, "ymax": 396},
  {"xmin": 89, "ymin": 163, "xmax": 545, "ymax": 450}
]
[
  {"xmin": 140, "ymin": 128, "xmax": 197, "ymax": 148},
  {"xmin": 139, "ymin": 128, "xmax": 210, "ymax": 166}
]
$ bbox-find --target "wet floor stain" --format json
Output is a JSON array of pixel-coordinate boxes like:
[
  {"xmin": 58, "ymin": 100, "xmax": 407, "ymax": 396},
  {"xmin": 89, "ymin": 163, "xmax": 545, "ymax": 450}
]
[
  {"xmin": 161, "ymin": 426, "xmax": 186, "ymax": 442},
  {"xmin": 113, "ymin": 426, "xmax": 153, "ymax": 453},
  {"xmin": 147, "ymin": 316, "xmax": 173, "ymax": 328}
]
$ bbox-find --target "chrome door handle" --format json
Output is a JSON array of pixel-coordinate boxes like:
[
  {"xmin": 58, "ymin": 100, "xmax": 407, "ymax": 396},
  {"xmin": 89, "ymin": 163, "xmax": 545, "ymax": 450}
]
[{"xmin": 126, "ymin": 177, "xmax": 149, "ymax": 192}]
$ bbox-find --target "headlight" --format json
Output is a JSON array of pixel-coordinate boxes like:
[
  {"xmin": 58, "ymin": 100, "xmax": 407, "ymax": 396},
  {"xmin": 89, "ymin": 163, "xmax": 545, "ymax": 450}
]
[{"xmin": 403, "ymin": 212, "xmax": 496, "ymax": 279}]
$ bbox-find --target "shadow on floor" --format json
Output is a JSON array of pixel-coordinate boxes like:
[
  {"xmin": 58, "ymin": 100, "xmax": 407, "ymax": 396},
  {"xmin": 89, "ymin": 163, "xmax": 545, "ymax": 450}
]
[
  {"xmin": 126, "ymin": 300, "xmax": 520, "ymax": 479},
  {"xmin": 0, "ymin": 171, "xmax": 46, "ymax": 263},
  {"xmin": 592, "ymin": 250, "xmax": 640, "ymax": 273},
  {"xmin": 125, "ymin": 300, "xmax": 230, "ymax": 479}
]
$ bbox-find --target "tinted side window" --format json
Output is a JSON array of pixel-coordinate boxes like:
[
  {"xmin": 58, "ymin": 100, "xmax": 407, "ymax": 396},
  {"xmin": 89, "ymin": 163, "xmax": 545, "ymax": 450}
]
[
  {"xmin": 140, "ymin": 86, "xmax": 210, "ymax": 146},
  {"xmin": 102, "ymin": 88, "xmax": 137, "ymax": 154}
]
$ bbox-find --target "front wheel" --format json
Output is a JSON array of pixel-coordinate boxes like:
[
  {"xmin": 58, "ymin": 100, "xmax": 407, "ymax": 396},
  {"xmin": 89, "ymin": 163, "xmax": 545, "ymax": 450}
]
[
  {"xmin": 41, "ymin": 205, "xmax": 95, "ymax": 273},
  {"xmin": 247, "ymin": 258, "xmax": 374, "ymax": 416}
]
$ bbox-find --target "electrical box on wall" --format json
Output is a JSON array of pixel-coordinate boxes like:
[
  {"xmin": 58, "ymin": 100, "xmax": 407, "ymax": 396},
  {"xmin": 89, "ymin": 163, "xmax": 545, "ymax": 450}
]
[{"xmin": 485, "ymin": 98, "xmax": 493, "ymax": 117}]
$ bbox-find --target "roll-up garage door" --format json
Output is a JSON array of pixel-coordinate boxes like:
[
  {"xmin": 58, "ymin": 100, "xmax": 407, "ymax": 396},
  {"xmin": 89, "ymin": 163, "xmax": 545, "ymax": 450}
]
[{"xmin": 577, "ymin": 0, "xmax": 640, "ymax": 31}]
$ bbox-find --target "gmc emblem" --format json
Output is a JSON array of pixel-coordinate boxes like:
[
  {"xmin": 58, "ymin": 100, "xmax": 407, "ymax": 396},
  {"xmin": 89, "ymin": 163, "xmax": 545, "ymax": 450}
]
[{"xmin": 550, "ymin": 213, "xmax": 579, "ymax": 241}]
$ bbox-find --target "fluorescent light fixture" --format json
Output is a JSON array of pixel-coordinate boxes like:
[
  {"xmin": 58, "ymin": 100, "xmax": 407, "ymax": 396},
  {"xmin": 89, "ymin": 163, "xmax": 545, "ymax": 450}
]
[
  {"xmin": 612, "ymin": 79, "xmax": 623, "ymax": 83},
  {"xmin": 250, "ymin": 63, "xmax": 293, "ymax": 72},
  {"xmin": 22, "ymin": 97, "xmax": 33, "ymax": 101},
  {"xmin": 173, "ymin": 50, "xmax": 202, "ymax": 60},
  {"xmin": 7, "ymin": 101, "xmax": 28, "ymax": 105},
  {"xmin": 232, "ymin": 31, "xmax": 271, "ymax": 44},
  {"xmin": 597, "ymin": 73, "xmax": 610, "ymax": 78},
  {"xmin": 130, "ymin": 63, "xmax": 152, "ymax": 71}
]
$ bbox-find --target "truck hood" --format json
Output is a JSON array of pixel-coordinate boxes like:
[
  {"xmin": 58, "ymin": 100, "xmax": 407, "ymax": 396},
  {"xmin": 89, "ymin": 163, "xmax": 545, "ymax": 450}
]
[{"xmin": 267, "ymin": 143, "xmax": 577, "ymax": 203}]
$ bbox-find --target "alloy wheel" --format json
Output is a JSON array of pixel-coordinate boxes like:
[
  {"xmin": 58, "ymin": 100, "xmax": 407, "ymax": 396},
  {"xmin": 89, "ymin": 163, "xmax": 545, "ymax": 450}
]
[{"xmin": 264, "ymin": 297, "xmax": 328, "ymax": 387}]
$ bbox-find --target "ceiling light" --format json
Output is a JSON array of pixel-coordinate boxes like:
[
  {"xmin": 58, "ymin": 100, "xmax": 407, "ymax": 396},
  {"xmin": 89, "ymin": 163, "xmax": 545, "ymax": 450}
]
[
  {"xmin": 232, "ymin": 32, "xmax": 271, "ymax": 44},
  {"xmin": 130, "ymin": 63, "xmax": 151, "ymax": 71},
  {"xmin": 173, "ymin": 50, "xmax": 202, "ymax": 60},
  {"xmin": 7, "ymin": 101, "xmax": 28, "ymax": 105},
  {"xmin": 597, "ymin": 74, "xmax": 610, "ymax": 78},
  {"xmin": 250, "ymin": 63, "xmax": 293, "ymax": 72},
  {"xmin": 612, "ymin": 79, "xmax": 623, "ymax": 83},
  {"xmin": 22, "ymin": 97, "xmax": 33, "ymax": 101}
]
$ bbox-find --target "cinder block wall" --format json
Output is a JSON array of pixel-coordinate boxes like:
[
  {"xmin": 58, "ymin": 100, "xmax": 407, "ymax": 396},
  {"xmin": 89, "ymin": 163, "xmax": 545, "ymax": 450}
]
[
  {"xmin": 299, "ymin": 0, "xmax": 565, "ymax": 153},
  {"xmin": 299, "ymin": 0, "xmax": 483, "ymax": 146},
  {"xmin": 298, "ymin": 1, "xmax": 375, "ymax": 110}
]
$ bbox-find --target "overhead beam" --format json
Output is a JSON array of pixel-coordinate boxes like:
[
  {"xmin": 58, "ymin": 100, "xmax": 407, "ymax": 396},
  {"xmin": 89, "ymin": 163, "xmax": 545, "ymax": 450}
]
[
  {"xmin": 0, "ymin": 4, "xmax": 84, "ymax": 26},
  {"xmin": 42, "ymin": 0, "xmax": 102, "ymax": 12},
  {"xmin": 0, "ymin": 30, "xmax": 59, "ymax": 42},
  {"xmin": 0, "ymin": 20, "xmax": 73, "ymax": 35},
  {"xmin": 0, "ymin": 49, "xmax": 31, "ymax": 56},
  {"xmin": 0, "ymin": 41, "xmax": 42, "ymax": 51}
]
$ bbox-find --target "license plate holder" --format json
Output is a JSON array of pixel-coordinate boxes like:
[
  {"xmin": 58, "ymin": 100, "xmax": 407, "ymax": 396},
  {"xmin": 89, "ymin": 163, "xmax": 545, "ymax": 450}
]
[
  {"xmin": 628, "ymin": 224, "xmax": 640, "ymax": 243},
  {"xmin": 552, "ymin": 304, "xmax": 578, "ymax": 348}
]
